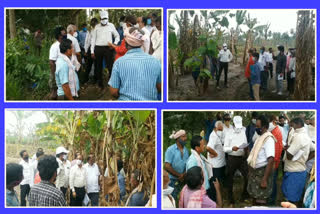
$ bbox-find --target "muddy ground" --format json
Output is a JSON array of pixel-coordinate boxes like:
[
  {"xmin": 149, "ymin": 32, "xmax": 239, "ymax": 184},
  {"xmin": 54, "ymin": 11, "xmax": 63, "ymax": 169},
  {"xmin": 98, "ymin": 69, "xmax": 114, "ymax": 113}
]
[{"xmin": 169, "ymin": 62, "xmax": 315, "ymax": 101}]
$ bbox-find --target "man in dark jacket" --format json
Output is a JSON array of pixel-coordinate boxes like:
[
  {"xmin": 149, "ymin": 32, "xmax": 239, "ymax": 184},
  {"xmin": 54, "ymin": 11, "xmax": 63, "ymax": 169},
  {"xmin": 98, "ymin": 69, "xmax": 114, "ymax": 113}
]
[{"xmin": 273, "ymin": 45, "xmax": 286, "ymax": 95}]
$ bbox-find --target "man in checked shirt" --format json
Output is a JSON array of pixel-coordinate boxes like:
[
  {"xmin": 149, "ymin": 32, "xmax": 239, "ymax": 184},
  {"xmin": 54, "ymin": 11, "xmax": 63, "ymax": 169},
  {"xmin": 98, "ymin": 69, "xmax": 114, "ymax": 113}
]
[{"xmin": 28, "ymin": 155, "xmax": 66, "ymax": 206}]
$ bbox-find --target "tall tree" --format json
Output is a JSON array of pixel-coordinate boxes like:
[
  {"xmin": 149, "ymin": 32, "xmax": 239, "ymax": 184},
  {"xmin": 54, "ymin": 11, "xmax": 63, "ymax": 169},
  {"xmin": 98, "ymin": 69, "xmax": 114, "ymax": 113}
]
[{"xmin": 9, "ymin": 9, "xmax": 16, "ymax": 39}]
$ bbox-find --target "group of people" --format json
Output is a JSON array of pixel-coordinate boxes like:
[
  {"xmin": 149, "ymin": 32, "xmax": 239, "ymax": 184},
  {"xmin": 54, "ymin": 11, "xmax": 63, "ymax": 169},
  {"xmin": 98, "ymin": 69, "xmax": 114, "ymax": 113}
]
[
  {"xmin": 164, "ymin": 112, "xmax": 315, "ymax": 208},
  {"xmin": 245, "ymin": 46, "xmax": 297, "ymax": 100},
  {"xmin": 6, "ymin": 147, "xmax": 151, "ymax": 207},
  {"xmin": 49, "ymin": 10, "xmax": 162, "ymax": 101}
]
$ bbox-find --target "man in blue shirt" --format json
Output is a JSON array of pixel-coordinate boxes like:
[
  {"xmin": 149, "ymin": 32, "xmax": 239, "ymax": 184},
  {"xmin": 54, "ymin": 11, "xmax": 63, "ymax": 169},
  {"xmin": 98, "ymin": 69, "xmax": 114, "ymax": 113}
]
[
  {"xmin": 6, "ymin": 163, "xmax": 23, "ymax": 206},
  {"xmin": 246, "ymin": 112, "xmax": 259, "ymax": 150},
  {"xmin": 55, "ymin": 39, "xmax": 80, "ymax": 100},
  {"xmin": 164, "ymin": 130, "xmax": 189, "ymax": 200},
  {"xmin": 126, "ymin": 169, "xmax": 149, "ymax": 206},
  {"xmin": 117, "ymin": 160, "xmax": 126, "ymax": 203},
  {"xmin": 108, "ymin": 27, "xmax": 161, "ymax": 101}
]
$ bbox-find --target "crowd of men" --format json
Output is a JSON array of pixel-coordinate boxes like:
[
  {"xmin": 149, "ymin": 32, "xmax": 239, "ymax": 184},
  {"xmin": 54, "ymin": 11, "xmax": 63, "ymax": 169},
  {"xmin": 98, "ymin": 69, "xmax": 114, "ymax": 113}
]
[
  {"xmin": 6, "ymin": 147, "xmax": 152, "ymax": 207},
  {"xmin": 48, "ymin": 10, "xmax": 162, "ymax": 101},
  {"xmin": 164, "ymin": 112, "xmax": 315, "ymax": 208},
  {"xmin": 244, "ymin": 46, "xmax": 299, "ymax": 101}
]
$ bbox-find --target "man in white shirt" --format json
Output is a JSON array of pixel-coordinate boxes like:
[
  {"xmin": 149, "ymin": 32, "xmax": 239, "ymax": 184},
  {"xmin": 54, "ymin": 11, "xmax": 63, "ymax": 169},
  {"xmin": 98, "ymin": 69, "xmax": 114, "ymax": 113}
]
[
  {"xmin": 207, "ymin": 121, "xmax": 226, "ymax": 182},
  {"xmin": 282, "ymin": 117, "xmax": 314, "ymax": 205},
  {"xmin": 69, "ymin": 154, "xmax": 87, "ymax": 206},
  {"xmin": 49, "ymin": 27, "xmax": 66, "ymax": 100},
  {"xmin": 223, "ymin": 116, "xmax": 249, "ymax": 205},
  {"xmin": 150, "ymin": 16, "xmax": 162, "ymax": 61},
  {"xmin": 259, "ymin": 46, "xmax": 271, "ymax": 92},
  {"xmin": 83, "ymin": 18, "xmax": 98, "ymax": 83},
  {"xmin": 55, "ymin": 146, "xmax": 69, "ymax": 198},
  {"xmin": 63, "ymin": 158, "xmax": 71, "ymax": 193},
  {"xmin": 145, "ymin": 13, "xmax": 157, "ymax": 34},
  {"xmin": 66, "ymin": 24, "xmax": 81, "ymax": 64},
  {"xmin": 137, "ymin": 16, "xmax": 151, "ymax": 54},
  {"xmin": 91, "ymin": 10, "xmax": 120, "ymax": 88},
  {"xmin": 84, "ymin": 154, "xmax": 101, "ymax": 206},
  {"xmin": 247, "ymin": 115, "xmax": 275, "ymax": 206},
  {"xmin": 217, "ymin": 43, "xmax": 233, "ymax": 89},
  {"xmin": 279, "ymin": 114, "xmax": 290, "ymax": 145},
  {"xmin": 267, "ymin": 48, "xmax": 274, "ymax": 79},
  {"xmin": 19, "ymin": 150, "xmax": 34, "ymax": 206}
]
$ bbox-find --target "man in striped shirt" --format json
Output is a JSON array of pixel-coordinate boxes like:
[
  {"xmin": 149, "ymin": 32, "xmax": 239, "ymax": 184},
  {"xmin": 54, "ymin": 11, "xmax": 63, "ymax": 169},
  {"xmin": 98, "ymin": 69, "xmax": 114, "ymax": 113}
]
[{"xmin": 108, "ymin": 27, "xmax": 161, "ymax": 101}]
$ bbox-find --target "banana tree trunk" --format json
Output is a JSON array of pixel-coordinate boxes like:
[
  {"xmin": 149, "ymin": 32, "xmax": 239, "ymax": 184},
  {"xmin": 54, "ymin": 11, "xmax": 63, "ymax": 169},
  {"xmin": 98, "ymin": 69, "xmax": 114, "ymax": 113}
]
[{"xmin": 294, "ymin": 10, "xmax": 314, "ymax": 100}]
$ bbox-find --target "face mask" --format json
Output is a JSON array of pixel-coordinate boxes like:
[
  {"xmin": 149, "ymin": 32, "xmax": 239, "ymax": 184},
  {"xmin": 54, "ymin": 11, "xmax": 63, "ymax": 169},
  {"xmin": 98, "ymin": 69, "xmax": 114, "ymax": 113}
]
[
  {"xmin": 83, "ymin": 28, "xmax": 87, "ymax": 32},
  {"xmin": 120, "ymin": 22, "xmax": 124, "ymax": 27},
  {"xmin": 252, "ymin": 57, "xmax": 256, "ymax": 62},
  {"xmin": 147, "ymin": 18, "xmax": 152, "ymax": 25},
  {"xmin": 63, "ymin": 154, "xmax": 67, "ymax": 160},
  {"xmin": 101, "ymin": 19, "xmax": 108, "ymax": 25},
  {"xmin": 279, "ymin": 123, "xmax": 284, "ymax": 127},
  {"xmin": 178, "ymin": 138, "xmax": 187, "ymax": 147},
  {"xmin": 268, "ymin": 122, "xmax": 276, "ymax": 131},
  {"xmin": 163, "ymin": 186, "xmax": 174, "ymax": 196},
  {"xmin": 223, "ymin": 47, "xmax": 227, "ymax": 51},
  {"xmin": 256, "ymin": 128, "xmax": 262, "ymax": 135},
  {"xmin": 252, "ymin": 119, "xmax": 256, "ymax": 125},
  {"xmin": 73, "ymin": 32, "xmax": 78, "ymax": 38},
  {"xmin": 62, "ymin": 35, "xmax": 67, "ymax": 40},
  {"xmin": 23, "ymin": 156, "xmax": 29, "ymax": 161},
  {"xmin": 216, "ymin": 131, "xmax": 222, "ymax": 137},
  {"xmin": 76, "ymin": 159, "xmax": 82, "ymax": 166}
]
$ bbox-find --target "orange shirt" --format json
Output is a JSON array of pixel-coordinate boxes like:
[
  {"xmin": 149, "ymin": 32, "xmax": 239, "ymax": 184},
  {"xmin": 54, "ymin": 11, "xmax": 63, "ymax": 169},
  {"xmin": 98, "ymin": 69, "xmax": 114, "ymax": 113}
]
[
  {"xmin": 34, "ymin": 172, "xmax": 41, "ymax": 184},
  {"xmin": 271, "ymin": 126, "xmax": 283, "ymax": 169},
  {"xmin": 245, "ymin": 56, "xmax": 254, "ymax": 78},
  {"xmin": 115, "ymin": 39, "xmax": 127, "ymax": 61}
]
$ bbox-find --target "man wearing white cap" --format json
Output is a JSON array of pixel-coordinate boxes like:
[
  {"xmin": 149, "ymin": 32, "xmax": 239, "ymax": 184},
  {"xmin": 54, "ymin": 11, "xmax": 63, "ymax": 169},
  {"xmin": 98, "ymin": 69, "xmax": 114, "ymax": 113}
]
[
  {"xmin": 164, "ymin": 130, "xmax": 189, "ymax": 200},
  {"xmin": 223, "ymin": 115, "xmax": 249, "ymax": 206},
  {"xmin": 56, "ymin": 146, "xmax": 69, "ymax": 198},
  {"xmin": 91, "ymin": 10, "xmax": 120, "ymax": 89},
  {"xmin": 217, "ymin": 43, "xmax": 233, "ymax": 89},
  {"xmin": 108, "ymin": 27, "xmax": 161, "ymax": 101}
]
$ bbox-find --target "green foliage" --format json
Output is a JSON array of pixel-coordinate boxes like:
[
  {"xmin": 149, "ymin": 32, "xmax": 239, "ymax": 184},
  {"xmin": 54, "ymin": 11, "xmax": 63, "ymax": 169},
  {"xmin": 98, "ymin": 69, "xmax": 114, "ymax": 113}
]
[
  {"xmin": 6, "ymin": 37, "xmax": 50, "ymax": 100},
  {"xmin": 168, "ymin": 31, "xmax": 177, "ymax": 50},
  {"xmin": 87, "ymin": 112, "xmax": 106, "ymax": 139},
  {"xmin": 199, "ymin": 68, "xmax": 212, "ymax": 79},
  {"xmin": 131, "ymin": 110, "xmax": 151, "ymax": 125}
]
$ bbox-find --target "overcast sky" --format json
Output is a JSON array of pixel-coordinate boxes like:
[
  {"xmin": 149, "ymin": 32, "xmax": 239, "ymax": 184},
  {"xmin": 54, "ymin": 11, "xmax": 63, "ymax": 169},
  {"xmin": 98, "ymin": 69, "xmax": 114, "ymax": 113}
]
[
  {"xmin": 5, "ymin": 111, "xmax": 48, "ymax": 134},
  {"xmin": 170, "ymin": 9, "xmax": 306, "ymax": 34}
]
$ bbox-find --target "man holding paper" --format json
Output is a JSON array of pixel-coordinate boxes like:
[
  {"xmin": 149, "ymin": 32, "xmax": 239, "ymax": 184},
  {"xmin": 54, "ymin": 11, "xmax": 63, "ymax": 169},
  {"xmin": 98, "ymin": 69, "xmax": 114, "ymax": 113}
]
[
  {"xmin": 282, "ymin": 118, "xmax": 313, "ymax": 206},
  {"xmin": 273, "ymin": 45, "xmax": 286, "ymax": 95},
  {"xmin": 223, "ymin": 116, "xmax": 249, "ymax": 206}
]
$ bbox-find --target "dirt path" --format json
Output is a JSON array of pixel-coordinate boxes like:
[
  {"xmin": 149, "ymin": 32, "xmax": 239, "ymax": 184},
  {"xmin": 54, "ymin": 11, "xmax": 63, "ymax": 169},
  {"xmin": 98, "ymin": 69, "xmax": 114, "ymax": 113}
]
[
  {"xmin": 169, "ymin": 62, "xmax": 295, "ymax": 101},
  {"xmin": 77, "ymin": 82, "xmax": 113, "ymax": 100}
]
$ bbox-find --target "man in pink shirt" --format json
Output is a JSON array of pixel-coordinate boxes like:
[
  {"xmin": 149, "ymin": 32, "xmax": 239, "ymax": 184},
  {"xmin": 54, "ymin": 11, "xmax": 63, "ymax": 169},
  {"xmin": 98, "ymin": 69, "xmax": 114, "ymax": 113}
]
[{"xmin": 179, "ymin": 166, "xmax": 222, "ymax": 208}]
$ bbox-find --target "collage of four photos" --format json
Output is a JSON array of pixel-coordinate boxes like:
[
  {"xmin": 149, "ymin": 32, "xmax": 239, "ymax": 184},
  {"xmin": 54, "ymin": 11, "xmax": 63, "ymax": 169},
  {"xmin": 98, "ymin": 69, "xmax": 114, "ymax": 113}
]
[{"xmin": 3, "ymin": 7, "xmax": 317, "ymax": 210}]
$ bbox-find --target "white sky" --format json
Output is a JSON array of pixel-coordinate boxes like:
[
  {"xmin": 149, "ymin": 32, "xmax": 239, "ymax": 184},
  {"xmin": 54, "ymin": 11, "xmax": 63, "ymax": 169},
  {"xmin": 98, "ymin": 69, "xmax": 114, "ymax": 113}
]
[
  {"xmin": 170, "ymin": 9, "xmax": 304, "ymax": 34},
  {"xmin": 5, "ymin": 111, "xmax": 48, "ymax": 134}
]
